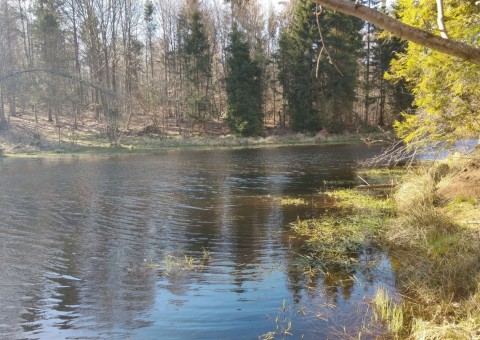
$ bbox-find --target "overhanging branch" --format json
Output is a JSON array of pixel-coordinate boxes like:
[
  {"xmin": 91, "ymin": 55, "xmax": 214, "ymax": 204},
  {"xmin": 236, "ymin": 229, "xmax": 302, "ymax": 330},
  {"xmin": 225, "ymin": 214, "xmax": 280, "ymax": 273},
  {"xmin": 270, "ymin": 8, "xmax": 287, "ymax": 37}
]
[{"xmin": 310, "ymin": 0, "xmax": 480, "ymax": 66}]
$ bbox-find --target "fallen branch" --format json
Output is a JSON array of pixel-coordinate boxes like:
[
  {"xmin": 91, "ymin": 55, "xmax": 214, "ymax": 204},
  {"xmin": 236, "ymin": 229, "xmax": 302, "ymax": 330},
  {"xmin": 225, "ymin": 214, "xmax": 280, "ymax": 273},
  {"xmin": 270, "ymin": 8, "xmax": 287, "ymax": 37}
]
[{"xmin": 357, "ymin": 184, "xmax": 396, "ymax": 190}]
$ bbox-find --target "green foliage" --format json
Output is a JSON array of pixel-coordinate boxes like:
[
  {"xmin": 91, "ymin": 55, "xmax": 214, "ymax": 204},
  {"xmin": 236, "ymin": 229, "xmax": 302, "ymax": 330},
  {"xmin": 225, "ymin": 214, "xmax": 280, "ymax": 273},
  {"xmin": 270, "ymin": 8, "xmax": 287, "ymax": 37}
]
[
  {"xmin": 279, "ymin": 1, "xmax": 363, "ymax": 132},
  {"xmin": 35, "ymin": 0, "xmax": 64, "ymax": 62},
  {"xmin": 226, "ymin": 24, "xmax": 263, "ymax": 136},
  {"xmin": 279, "ymin": 0, "xmax": 319, "ymax": 132},
  {"xmin": 181, "ymin": 6, "xmax": 213, "ymax": 123},
  {"xmin": 389, "ymin": 0, "xmax": 480, "ymax": 147},
  {"xmin": 144, "ymin": 0, "xmax": 154, "ymax": 22}
]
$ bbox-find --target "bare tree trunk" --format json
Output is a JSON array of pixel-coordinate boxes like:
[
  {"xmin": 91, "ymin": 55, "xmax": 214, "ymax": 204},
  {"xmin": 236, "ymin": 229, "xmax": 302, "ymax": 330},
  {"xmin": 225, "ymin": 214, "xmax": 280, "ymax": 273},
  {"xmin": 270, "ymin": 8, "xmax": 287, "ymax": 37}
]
[
  {"xmin": 364, "ymin": 17, "xmax": 371, "ymax": 126},
  {"xmin": 0, "ymin": 85, "xmax": 6, "ymax": 128},
  {"xmin": 48, "ymin": 106, "xmax": 53, "ymax": 122},
  {"xmin": 378, "ymin": 77, "xmax": 386, "ymax": 126},
  {"xmin": 8, "ymin": 82, "xmax": 16, "ymax": 117},
  {"xmin": 310, "ymin": 0, "xmax": 480, "ymax": 65}
]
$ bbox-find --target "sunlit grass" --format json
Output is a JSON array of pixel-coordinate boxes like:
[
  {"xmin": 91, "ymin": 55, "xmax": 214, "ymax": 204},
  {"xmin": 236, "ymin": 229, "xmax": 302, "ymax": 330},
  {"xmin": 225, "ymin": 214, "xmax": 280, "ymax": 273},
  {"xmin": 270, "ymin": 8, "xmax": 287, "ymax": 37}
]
[
  {"xmin": 291, "ymin": 188, "xmax": 393, "ymax": 271},
  {"xmin": 380, "ymin": 154, "xmax": 480, "ymax": 338},
  {"xmin": 326, "ymin": 189, "xmax": 395, "ymax": 216},
  {"xmin": 372, "ymin": 287, "xmax": 404, "ymax": 335},
  {"xmin": 280, "ymin": 197, "xmax": 308, "ymax": 206}
]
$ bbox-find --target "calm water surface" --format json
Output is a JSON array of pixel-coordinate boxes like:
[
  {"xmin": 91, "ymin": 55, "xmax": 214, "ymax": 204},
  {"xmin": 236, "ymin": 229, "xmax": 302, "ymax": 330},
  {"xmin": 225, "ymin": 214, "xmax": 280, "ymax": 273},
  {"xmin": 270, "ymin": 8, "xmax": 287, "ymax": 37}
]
[{"xmin": 0, "ymin": 145, "xmax": 395, "ymax": 339}]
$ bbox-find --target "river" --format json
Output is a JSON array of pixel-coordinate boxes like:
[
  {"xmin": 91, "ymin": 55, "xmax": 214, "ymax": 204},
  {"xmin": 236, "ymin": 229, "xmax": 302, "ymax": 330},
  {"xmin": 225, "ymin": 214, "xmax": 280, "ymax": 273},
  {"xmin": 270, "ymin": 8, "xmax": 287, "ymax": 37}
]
[{"xmin": 0, "ymin": 144, "xmax": 395, "ymax": 339}]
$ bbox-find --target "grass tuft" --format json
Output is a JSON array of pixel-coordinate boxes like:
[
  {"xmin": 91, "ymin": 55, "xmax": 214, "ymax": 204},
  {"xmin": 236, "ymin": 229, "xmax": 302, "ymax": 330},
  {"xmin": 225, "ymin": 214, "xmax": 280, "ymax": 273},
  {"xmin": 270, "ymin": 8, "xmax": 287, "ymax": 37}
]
[
  {"xmin": 280, "ymin": 197, "xmax": 308, "ymax": 206},
  {"xmin": 372, "ymin": 287, "xmax": 405, "ymax": 335}
]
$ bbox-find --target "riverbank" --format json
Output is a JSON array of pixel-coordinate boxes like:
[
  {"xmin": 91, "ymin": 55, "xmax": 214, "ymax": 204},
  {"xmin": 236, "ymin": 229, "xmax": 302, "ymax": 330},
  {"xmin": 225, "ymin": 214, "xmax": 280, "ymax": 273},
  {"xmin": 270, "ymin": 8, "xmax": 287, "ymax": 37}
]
[
  {"xmin": 0, "ymin": 110, "xmax": 391, "ymax": 157},
  {"xmin": 290, "ymin": 151, "xmax": 480, "ymax": 337}
]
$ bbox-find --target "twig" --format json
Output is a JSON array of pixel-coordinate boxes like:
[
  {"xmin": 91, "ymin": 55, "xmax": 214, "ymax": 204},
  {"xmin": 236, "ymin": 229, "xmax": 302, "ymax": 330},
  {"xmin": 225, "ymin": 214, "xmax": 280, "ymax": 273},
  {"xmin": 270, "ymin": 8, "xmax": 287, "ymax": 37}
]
[
  {"xmin": 315, "ymin": 5, "xmax": 343, "ymax": 77},
  {"xmin": 357, "ymin": 175, "xmax": 371, "ymax": 186}
]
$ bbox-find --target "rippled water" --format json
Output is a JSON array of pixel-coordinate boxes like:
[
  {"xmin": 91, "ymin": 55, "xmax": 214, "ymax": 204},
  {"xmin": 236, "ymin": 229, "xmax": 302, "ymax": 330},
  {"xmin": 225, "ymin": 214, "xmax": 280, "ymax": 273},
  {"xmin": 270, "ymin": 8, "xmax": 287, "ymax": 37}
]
[{"xmin": 0, "ymin": 145, "xmax": 395, "ymax": 339}]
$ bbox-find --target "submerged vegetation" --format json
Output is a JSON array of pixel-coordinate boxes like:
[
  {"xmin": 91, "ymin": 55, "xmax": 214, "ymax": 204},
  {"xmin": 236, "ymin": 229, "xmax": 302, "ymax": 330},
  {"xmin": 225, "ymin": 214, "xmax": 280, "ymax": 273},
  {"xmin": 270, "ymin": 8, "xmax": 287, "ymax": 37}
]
[
  {"xmin": 291, "ymin": 150, "xmax": 480, "ymax": 338},
  {"xmin": 280, "ymin": 197, "xmax": 308, "ymax": 206},
  {"xmin": 291, "ymin": 188, "xmax": 394, "ymax": 271}
]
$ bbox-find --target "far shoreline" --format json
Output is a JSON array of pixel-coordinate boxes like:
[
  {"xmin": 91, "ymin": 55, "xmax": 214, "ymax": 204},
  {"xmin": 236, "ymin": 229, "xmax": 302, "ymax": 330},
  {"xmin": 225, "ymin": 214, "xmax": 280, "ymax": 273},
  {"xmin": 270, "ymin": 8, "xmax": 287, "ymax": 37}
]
[{"xmin": 0, "ymin": 131, "xmax": 392, "ymax": 159}]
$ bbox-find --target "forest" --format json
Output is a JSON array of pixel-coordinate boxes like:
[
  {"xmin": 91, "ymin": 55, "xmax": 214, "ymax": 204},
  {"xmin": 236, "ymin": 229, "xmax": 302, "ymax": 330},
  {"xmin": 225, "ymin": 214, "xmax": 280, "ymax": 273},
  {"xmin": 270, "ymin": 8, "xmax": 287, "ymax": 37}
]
[{"xmin": 0, "ymin": 0, "xmax": 418, "ymax": 149}]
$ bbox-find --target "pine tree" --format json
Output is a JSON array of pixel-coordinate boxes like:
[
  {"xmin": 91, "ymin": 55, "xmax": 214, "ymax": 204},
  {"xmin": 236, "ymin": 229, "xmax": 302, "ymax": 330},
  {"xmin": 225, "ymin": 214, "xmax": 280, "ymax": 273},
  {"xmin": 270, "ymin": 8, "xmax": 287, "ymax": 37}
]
[
  {"xmin": 144, "ymin": 0, "xmax": 155, "ymax": 82},
  {"xmin": 226, "ymin": 24, "xmax": 263, "ymax": 136}
]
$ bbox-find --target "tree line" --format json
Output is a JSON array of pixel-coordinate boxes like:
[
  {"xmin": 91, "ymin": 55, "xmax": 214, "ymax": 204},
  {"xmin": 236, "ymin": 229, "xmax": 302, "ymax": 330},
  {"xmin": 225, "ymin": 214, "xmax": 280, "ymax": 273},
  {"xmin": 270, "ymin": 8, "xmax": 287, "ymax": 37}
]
[{"xmin": 0, "ymin": 0, "xmax": 413, "ymax": 142}]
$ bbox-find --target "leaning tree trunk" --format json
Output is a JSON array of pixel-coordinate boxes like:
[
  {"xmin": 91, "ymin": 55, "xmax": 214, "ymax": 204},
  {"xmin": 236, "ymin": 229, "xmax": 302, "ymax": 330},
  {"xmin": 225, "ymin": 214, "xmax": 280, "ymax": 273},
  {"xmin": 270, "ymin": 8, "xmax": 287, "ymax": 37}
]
[{"xmin": 310, "ymin": 0, "xmax": 480, "ymax": 66}]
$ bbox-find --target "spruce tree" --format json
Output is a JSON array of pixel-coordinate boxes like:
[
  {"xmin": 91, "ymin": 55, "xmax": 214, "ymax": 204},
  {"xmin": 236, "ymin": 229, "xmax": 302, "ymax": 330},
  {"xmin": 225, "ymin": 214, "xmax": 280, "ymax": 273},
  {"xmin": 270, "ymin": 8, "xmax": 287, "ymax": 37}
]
[
  {"xmin": 279, "ymin": 0, "xmax": 319, "ymax": 132},
  {"xmin": 317, "ymin": 10, "xmax": 363, "ymax": 131},
  {"xmin": 279, "ymin": 0, "xmax": 363, "ymax": 132},
  {"xmin": 182, "ymin": 6, "xmax": 212, "ymax": 123},
  {"xmin": 226, "ymin": 24, "xmax": 263, "ymax": 136},
  {"xmin": 34, "ymin": 0, "xmax": 66, "ymax": 123},
  {"xmin": 371, "ymin": 33, "xmax": 413, "ymax": 126}
]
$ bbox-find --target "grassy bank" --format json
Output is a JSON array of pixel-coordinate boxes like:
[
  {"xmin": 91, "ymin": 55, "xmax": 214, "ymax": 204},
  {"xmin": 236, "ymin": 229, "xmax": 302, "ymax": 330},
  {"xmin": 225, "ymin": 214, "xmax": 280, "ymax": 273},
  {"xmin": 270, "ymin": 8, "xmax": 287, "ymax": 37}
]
[
  {"xmin": 290, "ymin": 151, "xmax": 480, "ymax": 338},
  {"xmin": 0, "ymin": 129, "xmax": 387, "ymax": 158},
  {"xmin": 384, "ymin": 155, "xmax": 480, "ymax": 339}
]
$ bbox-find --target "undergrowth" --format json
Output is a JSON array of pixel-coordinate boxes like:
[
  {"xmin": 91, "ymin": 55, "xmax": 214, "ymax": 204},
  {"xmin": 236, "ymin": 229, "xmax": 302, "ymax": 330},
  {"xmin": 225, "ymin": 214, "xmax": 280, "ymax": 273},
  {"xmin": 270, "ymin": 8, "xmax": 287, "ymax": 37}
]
[
  {"xmin": 382, "ymin": 157, "xmax": 480, "ymax": 338},
  {"xmin": 291, "ymin": 155, "xmax": 480, "ymax": 338}
]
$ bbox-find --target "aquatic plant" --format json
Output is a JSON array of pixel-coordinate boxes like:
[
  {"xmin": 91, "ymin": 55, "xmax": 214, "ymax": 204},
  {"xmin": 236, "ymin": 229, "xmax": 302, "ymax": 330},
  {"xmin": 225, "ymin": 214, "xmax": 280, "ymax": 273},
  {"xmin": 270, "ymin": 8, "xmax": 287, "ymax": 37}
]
[
  {"xmin": 280, "ymin": 197, "xmax": 308, "ymax": 206},
  {"xmin": 259, "ymin": 299, "xmax": 294, "ymax": 339},
  {"xmin": 164, "ymin": 254, "xmax": 199, "ymax": 275},
  {"xmin": 291, "ymin": 188, "xmax": 394, "ymax": 271},
  {"xmin": 201, "ymin": 246, "xmax": 211, "ymax": 261},
  {"xmin": 372, "ymin": 287, "xmax": 404, "ymax": 335}
]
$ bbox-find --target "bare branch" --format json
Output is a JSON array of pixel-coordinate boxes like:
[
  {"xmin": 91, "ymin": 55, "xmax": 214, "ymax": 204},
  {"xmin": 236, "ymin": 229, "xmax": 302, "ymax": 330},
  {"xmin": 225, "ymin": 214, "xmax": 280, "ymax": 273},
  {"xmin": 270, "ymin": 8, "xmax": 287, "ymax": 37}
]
[
  {"xmin": 0, "ymin": 68, "xmax": 117, "ymax": 97},
  {"xmin": 435, "ymin": 0, "xmax": 449, "ymax": 39},
  {"xmin": 315, "ymin": 5, "xmax": 343, "ymax": 77}
]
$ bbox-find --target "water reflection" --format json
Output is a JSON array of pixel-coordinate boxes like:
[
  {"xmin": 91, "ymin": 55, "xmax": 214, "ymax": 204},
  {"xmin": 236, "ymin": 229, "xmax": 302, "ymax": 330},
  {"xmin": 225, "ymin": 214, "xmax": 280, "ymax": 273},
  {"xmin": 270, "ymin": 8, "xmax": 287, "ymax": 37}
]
[{"xmin": 0, "ymin": 145, "xmax": 394, "ymax": 339}]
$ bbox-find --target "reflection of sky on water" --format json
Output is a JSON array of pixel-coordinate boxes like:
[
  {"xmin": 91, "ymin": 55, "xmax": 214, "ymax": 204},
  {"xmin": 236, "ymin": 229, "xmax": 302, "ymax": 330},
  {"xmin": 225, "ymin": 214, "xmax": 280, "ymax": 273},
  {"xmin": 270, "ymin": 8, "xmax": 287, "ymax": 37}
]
[
  {"xmin": 419, "ymin": 139, "xmax": 478, "ymax": 160},
  {"xmin": 0, "ymin": 144, "xmax": 394, "ymax": 339}
]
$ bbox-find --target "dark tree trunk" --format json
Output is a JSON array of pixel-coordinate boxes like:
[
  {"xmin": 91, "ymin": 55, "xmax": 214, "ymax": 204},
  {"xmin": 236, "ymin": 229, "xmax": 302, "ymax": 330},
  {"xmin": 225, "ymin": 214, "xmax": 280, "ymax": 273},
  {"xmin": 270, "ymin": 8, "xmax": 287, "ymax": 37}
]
[{"xmin": 0, "ymin": 85, "xmax": 6, "ymax": 128}]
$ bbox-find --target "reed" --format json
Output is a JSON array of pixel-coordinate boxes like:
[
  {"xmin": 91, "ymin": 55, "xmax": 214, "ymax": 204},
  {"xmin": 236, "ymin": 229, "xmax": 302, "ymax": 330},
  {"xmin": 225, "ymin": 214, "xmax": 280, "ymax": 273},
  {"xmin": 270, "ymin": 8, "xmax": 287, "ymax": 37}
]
[{"xmin": 372, "ymin": 287, "xmax": 404, "ymax": 335}]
